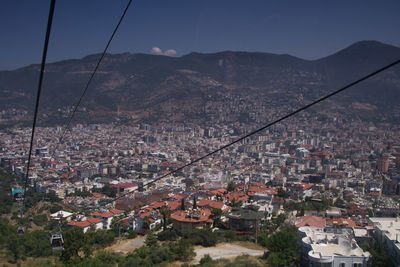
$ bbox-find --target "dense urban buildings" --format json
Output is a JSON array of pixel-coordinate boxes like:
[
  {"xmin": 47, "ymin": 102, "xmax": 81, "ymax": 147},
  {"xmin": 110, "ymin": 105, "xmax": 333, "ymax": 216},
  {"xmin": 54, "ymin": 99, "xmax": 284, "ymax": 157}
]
[{"xmin": 1, "ymin": 105, "xmax": 400, "ymax": 266}]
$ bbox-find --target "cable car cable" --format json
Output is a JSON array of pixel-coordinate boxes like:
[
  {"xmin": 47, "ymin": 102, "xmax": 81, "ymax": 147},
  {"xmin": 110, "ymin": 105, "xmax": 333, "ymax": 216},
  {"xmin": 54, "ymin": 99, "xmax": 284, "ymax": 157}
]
[
  {"xmin": 56, "ymin": 0, "xmax": 133, "ymax": 149},
  {"xmin": 22, "ymin": 0, "xmax": 56, "ymax": 208}
]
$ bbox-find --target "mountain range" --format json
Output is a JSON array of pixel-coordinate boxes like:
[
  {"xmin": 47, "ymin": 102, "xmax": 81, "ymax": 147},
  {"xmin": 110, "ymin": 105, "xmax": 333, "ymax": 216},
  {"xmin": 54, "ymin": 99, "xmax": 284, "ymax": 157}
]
[{"xmin": 1, "ymin": 40, "xmax": 400, "ymax": 126}]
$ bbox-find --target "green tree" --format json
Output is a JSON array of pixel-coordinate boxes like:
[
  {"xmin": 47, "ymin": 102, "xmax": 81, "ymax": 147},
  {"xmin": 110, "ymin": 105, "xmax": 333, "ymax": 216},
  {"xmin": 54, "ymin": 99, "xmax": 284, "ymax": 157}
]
[
  {"xmin": 334, "ymin": 197, "xmax": 345, "ymax": 208},
  {"xmin": 370, "ymin": 240, "xmax": 394, "ymax": 267},
  {"xmin": 143, "ymin": 216, "xmax": 151, "ymax": 231},
  {"xmin": 22, "ymin": 230, "xmax": 52, "ymax": 257},
  {"xmin": 144, "ymin": 231, "xmax": 158, "ymax": 247},
  {"xmin": 110, "ymin": 216, "xmax": 124, "ymax": 236},
  {"xmin": 7, "ymin": 235, "xmax": 23, "ymax": 261},
  {"xmin": 92, "ymin": 184, "xmax": 117, "ymax": 198},
  {"xmin": 181, "ymin": 198, "xmax": 185, "ymax": 211},
  {"xmin": 267, "ymin": 250, "xmax": 298, "ymax": 267},
  {"xmin": 229, "ymin": 198, "xmax": 243, "ymax": 207},
  {"xmin": 184, "ymin": 229, "xmax": 218, "ymax": 247},
  {"xmin": 227, "ymin": 181, "xmax": 236, "ymax": 192},
  {"xmin": 193, "ymin": 196, "xmax": 197, "ymax": 209},
  {"xmin": 61, "ymin": 228, "xmax": 91, "ymax": 264},
  {"xmin": 273, "ymin": 213, "xmax": 286, "ymax": 228},
  {"xmin": 264, "ymin": 228, "xmax": 300, "ymax": 267},
  {"xmin": 0, "ymin": 217, "xmax": 16, "ymax": 246},
  {"xmin": 23, "ymin": 189, "xmax": 61, "ymax": 209},
  {"xmin": 33, "ymin": 214, "xmax": 48, "ymax": 226},
  {"xmin": 128, "ymin": 230, "xmax": 138, "ymax": 239},
  {"xmin": 277, "ymin": 187, "xmax": 288, "ymax": 199},
  {"xmin": 172, "ymin": 239, "xmax": 195, "ymax": 261},
  {"xmin": 87, "ymin": 229, "xmax": 115, "ymax": 246},
  {"xmin": 160, "ymin": 205, "xmax": 169, "ymax": 231},
  {"xmin": 211, "ymin": 208, "xmax": 223, "ymax": 227},
  {"xmin": 157, "ymin": 229, "xmax": 178, "ymax": 241},
  {"xmin": 0, "ymin": 169, "xmax": 15, "ymax": 215},
  {"xmin": 199, "ymin": 254, "xmax": 213, "ymax": 265}
]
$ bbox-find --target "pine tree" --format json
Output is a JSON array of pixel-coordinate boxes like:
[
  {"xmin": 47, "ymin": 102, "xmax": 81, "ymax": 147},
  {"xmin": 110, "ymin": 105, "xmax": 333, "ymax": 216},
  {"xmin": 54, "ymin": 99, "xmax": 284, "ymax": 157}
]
[
  {"xmin": 144, "ymin": 231, "xmax": 158, "ymax": 247},
  {"xmin": 181, "ymin": 198, "xmax": 185, "ymax": 210},
  {"xmin": 193, "ymin": 196, "xmax": 197, "ymax": 209},
  {"xmin": 227, "ymin": 181, "xmax": 236, "ymax": 192},
  {"xmin": 160, "ymin": 205, "xmax": 169, "ymax": 231}
]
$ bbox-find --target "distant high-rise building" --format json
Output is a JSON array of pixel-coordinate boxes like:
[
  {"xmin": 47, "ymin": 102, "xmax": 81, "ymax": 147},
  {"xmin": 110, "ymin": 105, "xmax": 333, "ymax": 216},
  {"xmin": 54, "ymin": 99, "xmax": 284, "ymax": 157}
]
[
  {"xmin": 377, "ymin": 156, "xmax": 389, "ymax": 172},
  {"xmin": 396, "ymin": 156, "xmax": 400, "ymax": 171},
  {"xmin": 35, "ymin": 146, "xmax": 49, "ymax": 156},
  {"xmin": 295, "ymin": 147, "xmax": 309, "ymax": 158}
]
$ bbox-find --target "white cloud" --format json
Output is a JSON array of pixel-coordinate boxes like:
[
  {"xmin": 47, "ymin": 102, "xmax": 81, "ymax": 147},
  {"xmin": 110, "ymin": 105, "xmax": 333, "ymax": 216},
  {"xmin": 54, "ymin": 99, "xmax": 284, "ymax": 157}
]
[
  {"xmin": 164, "ymin": 49, "xmax": 177, "ymax": 56},
  {"xmin": 151, "ymin": 47, "xmax": 177, "ymax": 56},
  {"xmin": 151, "ymin": 47, "xmax": 163, "ymax": 55}
]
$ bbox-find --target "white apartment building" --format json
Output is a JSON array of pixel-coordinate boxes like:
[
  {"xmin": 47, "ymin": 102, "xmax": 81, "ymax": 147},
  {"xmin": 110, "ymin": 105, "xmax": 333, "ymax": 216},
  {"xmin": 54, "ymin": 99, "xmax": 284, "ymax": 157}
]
[
  {"xmin": 369, "ymin": 217, "xmax": 400, "ymax": 266},
  {"xmin": 299, "ymin": 226, "xmax": 370, "ymax": 267}
]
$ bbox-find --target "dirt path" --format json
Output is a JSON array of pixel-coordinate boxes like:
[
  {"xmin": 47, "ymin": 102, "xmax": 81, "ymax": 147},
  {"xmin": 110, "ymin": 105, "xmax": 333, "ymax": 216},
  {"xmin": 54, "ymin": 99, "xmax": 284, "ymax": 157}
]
[
  {"xmin": 193, "ymin": 242, "xmax": 265, "ymax": 263},
  {"xmin": 105, "ymin": 236, "xmax": 145, "ymax": 254}
]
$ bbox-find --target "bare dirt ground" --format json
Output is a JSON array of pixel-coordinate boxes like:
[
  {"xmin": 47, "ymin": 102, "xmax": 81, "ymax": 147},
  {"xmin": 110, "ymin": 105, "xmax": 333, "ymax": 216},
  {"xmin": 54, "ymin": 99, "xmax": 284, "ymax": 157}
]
[
  {"xmin": 105, "ymin": 236, "xmax": 145, "ymax": 254},
  {"xmin": 193, "ymin": 242, "xmax": 265, "ymax": 263},
  {"xmin": 105, "ymin": 237, "xmax": 265, "ymax": 264}
]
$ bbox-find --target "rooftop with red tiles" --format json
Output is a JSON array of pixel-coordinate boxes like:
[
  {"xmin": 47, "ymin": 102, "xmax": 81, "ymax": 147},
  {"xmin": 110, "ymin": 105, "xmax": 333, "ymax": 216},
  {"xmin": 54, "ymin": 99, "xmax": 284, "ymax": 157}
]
[{"xmin": 170, "ymin": 209, "xmax": 212, "ymax": 223}]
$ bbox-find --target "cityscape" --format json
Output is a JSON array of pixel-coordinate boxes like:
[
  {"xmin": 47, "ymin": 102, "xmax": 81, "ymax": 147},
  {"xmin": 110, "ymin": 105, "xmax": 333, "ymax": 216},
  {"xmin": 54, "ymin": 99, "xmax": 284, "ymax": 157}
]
[
  {"xmin": 1, "ymin": 0, "xmax": 400, "ymax": 266},
  {"xmin": 1, "ymin": 100, "xmax": 400, "ymax": 266}
]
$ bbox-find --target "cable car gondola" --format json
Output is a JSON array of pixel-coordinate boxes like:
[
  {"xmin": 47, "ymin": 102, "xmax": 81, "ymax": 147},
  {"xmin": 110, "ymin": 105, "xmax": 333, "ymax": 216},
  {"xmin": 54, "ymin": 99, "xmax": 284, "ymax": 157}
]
[
  {"xmin": 17, "ymin": 226, "xmax": 24, "ymax": 235},
  {"xmin": 50, "ymin": 233, "xmax": 64, "ymax": 251}
]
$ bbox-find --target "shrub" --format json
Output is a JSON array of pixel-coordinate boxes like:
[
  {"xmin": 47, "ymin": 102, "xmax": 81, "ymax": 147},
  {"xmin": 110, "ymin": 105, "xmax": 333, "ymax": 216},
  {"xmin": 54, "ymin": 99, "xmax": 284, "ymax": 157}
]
[
  {"xmin": 184, "ymin": 229, "xmax": 218, "ymax": 247},
  {"xmin": 33, "ymin": 214, "xmax": 48, "ymax": 226},
  {"xmin": 157, "ymin": 229, "xmax": 178, "ymax": 241},
  {"xmin": 127, "ymin": 230, "xmax": 138, "ymax": 239},
  {"xmin": 49, "ymin": 205, "xmax": 62, "ymax": 214},
  {"xmin": 199, "ymin": 254, "xmax": 213, "ymax": 265}
]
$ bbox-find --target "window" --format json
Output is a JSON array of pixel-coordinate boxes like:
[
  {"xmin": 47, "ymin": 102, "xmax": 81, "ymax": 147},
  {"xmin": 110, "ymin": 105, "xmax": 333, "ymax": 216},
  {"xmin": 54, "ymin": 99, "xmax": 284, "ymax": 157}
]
[
  {"xmin": 339, "ymin": 263, "xmax": 346, "ymax": 267},
  {"xmin": 310, "ymin": 262, "xmax": 332, "ymax": 267},
  {"xmin": 353, "ymin": 264, "xmax": 362, "ymax": 267}
]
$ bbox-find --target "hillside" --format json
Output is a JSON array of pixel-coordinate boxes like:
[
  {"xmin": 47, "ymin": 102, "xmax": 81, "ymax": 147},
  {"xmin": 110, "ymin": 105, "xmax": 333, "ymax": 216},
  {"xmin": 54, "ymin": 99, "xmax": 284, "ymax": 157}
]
[{"xmin": 1, "ymin": 40, "xmax": 400, "ymax": 125}]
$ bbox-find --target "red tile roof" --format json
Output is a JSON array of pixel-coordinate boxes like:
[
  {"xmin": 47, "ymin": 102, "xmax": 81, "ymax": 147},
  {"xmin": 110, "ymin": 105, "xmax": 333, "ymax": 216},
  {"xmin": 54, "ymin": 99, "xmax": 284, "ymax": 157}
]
[
  {"xmin": 149, "ymin": 201, "xmax": 166, "ymax": 210},
  {"xmin": 197, "ymin": 199, "xmax": 224, "ymax": 210},
  {"xmin": 210, "ymin": 188, "xmax": 227, "ymax": 196},
  {"xmin": 290, "ymin": 183, "xmax": 313, "ymax": 191},
  {"xmin": 68, "ymin": 220, "xmax": 91, "ymax": 228},
  {"xmin": 170, "ymin": 209, "xmax": 212, "ymax": 223},
  {"xmin": 226, "ymin": 192, "xmax": 248, "ymax": 203},
  {"xmin": 326, "ymin": 217, "xmax": 356, "ymax": 228},
  {"xmin": 92, "ymin": 209, "xmax": 123, "ymax": 218},
  {"xmin": 295, "ymin": 216, "xmax": 326, "ymax": 228},
  {"xmin": 86, "ymin": 217, "xmax": 103, "ymax": 224},
  {"xmin": 110, "ymin": 209, "xmax": 124, "ymax": 215},
  {"xmin": 167, "ymin": 201, "xmax": 181, "ymax": 211},
  {"xmin": 92, "ymin": 192, "xmax": 107, "ymax": 199},
  {"xmin": 170, "ymin": 194, "xmax": 186, "ymax": 200},
  {"xmin": 138, "ymin": 211, "xmax": 156, "ymax": 222}
]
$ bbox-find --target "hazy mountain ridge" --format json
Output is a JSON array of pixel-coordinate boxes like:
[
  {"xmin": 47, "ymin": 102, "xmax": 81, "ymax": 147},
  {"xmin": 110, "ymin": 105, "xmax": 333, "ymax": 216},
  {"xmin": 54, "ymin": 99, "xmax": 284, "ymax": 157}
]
[{"xmin": 1, "ymin": 40, "xmax": 400, "ymax": 125}]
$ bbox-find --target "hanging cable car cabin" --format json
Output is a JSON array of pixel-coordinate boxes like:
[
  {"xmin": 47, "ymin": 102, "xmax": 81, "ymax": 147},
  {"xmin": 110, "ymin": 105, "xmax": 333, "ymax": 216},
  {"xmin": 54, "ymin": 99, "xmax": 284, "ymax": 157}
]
[
  {"xmin": 50, "ymin": 233, "xmax": 64, "ymax": 251},
  {"xmin": 17, "ymin": 226, "xmax": 24, "ymax": 235},
  {"xmin": 12, "ymin": 187, "xmax": 25, "ymax": 201}
]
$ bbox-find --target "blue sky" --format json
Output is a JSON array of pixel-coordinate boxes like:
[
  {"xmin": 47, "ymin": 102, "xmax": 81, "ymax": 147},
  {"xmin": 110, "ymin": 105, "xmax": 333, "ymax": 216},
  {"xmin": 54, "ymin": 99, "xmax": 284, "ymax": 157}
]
[{"xmin": 1, "ymin": 0, "xmax": 400, "ymax": 70}]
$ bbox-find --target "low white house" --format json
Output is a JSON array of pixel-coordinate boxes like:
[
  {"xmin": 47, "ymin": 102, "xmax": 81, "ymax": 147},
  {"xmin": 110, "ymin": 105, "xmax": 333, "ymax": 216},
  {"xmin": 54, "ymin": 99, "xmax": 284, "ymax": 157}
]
[
  {"xmin": 92, "ymin": 209, "xmax": 124, "ymax": 229},
  {"xmin": 50, "ymin": 210, "xmax": 73, "ymax": 222},
  {"xmin": 67, "ymin": 217, "xmax": 103, "ymax": 233}
]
